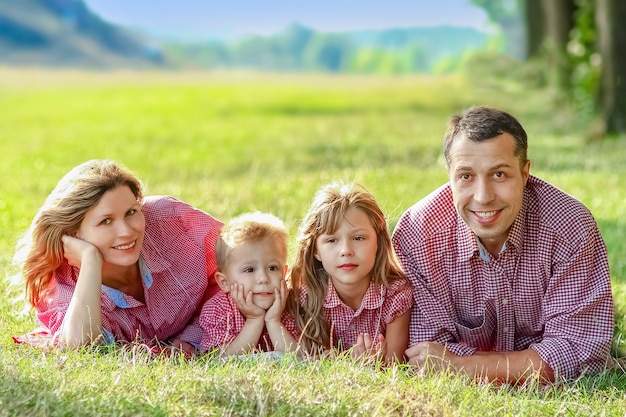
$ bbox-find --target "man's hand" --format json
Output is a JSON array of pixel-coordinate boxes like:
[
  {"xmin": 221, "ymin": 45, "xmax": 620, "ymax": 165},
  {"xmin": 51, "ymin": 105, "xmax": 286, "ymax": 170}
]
[{"xmin": 406, "ymin": 341, "xmax": 454, "ymax": 372}]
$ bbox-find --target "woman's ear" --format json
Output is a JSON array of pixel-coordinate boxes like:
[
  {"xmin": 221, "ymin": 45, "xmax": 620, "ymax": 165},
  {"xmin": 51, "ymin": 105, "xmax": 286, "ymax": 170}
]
[
  {"xmin": 314, "ymin": 252, "xmax": 321, "ymax": 262},
  {"xmin": 215, "ymin": 271, "xmax": 230, "ymax": 292}
]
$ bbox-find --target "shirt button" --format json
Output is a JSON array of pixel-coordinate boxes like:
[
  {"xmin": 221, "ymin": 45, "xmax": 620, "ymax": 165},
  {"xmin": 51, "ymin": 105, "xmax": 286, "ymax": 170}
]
[
  {"xmin": 501, "ymin": 298, "xmax": 508, "ymax": 305},
  {"xmin": 503, "ymin": 327, "xmax": 509, "ymax": 333}
]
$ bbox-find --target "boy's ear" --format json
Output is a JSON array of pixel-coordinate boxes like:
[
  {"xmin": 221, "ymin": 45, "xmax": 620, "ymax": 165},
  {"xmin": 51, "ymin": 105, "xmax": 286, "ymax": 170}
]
[{"xmin": 215, "ymin": 271, "xmax": 230, "ymax": 292}]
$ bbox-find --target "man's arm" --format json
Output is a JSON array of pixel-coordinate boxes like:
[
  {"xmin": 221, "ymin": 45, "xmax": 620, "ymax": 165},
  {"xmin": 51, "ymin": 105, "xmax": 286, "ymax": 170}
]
[{"xmin": 407, "ymin": 341, "xmax": 555, "ymax": 383}]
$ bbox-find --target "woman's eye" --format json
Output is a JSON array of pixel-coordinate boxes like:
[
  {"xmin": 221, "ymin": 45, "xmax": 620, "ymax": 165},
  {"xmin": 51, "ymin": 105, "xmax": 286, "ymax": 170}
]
[
  {"xmin": 126, "ymin": 209, "xmax": 136, "ymax": 216},
  {"xmin": 100, "ymin": 218, "xmax": 112, "ymax": 225}
]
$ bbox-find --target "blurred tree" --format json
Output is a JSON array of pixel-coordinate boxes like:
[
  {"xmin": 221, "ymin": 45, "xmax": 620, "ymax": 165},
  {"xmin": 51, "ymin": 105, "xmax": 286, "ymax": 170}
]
[
  {"xmin": 541, "ymin": 0, "xmax": 576, "ymax": 90},
  {"xmin": 304, "ymin": 34, "xmax": 354, "ymax": 72},
  {"xmin": 469, "ymin": 0, "xmax": 526, "ymax": 59},
  {"xmin": 595, "ymin": 0, "xmax": 626, "ymax": 133},
  {"xmin": 524, "ymin": 0, "xmax": 543, "ymax": 58}
]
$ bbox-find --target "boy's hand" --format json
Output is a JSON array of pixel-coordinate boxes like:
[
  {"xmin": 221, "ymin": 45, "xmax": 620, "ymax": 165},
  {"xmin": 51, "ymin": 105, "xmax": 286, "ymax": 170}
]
[
  {"xmin": 265, "ymin": 279, "xmax": 288, "ymax": 324},
  {"xmin": 230, "ymin": 283, "xmax": 265, "ymax": 320}
]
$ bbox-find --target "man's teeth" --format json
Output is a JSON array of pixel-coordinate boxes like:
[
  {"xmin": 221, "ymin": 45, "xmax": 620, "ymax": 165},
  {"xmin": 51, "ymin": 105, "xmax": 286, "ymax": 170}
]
[{"xmin": 476, "ymin": 211, "xmax": 498, "ymax": 218}]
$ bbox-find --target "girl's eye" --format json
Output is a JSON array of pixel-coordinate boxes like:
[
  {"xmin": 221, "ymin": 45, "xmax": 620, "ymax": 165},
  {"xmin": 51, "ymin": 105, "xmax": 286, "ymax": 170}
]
[
  {"xmin": 126, "ymin": 209, "xmax": 136, "ymax": 216},
  {"xmin": 268, "ymin": 265, "xmax": 278, "ymax": 271},
  {"xmin": 354, "ymin": 236, "xmax": 364, "ymax": 241},
  {"xmin": 243, "ymin": 267, "xmax": 254, "ymax": 273}
]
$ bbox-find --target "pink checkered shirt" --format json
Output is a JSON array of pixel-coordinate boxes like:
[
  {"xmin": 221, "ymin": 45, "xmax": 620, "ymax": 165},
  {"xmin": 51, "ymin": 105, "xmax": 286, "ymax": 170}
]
[
  {"xmin": 198, "ymin": 291, "xmax": 299, "ymax": 352},
  {"xmin": 322, "ymin": 278, "xmax": 413, "ymax": 350},
  {"xmin": 36, "ymin": 196, "xmax": 223, "ymax": 347},
  {"xmin": 392, "ymin": 175, "xmax": 614, "ymax": 380}
]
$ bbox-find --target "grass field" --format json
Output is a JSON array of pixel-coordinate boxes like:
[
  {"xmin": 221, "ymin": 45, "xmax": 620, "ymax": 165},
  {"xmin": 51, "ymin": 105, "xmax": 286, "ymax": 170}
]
[{"xmin": 0, "ymin": 68, "xmax": 625, "ymax": 416}]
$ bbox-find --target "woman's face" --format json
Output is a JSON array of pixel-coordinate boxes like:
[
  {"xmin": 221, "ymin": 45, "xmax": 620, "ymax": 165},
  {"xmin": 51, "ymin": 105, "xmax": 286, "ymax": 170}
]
[{"xmin": 76, "ymin": 185, "xmax": 145, "ymax": 269}]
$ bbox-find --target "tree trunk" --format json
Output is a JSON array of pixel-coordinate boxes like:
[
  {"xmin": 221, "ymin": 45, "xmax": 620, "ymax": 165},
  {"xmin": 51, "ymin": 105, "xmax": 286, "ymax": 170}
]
[
  {"xmin": 596, "ymin": 0, "xmax": 626, "ymax": 133},
  {"xmin": 525, "ymin": 0, "xmax": 544, "ymax": 59},
  {"xmin": 541, "ymin": 0, "xmax": 576, "ymax": 89}
]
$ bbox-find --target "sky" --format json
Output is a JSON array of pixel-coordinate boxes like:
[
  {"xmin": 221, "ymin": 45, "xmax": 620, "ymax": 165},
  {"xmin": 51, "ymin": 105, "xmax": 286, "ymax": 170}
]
[{"xmin": 83, "ymin": 0, "xmax": 491, "ymax": 39}]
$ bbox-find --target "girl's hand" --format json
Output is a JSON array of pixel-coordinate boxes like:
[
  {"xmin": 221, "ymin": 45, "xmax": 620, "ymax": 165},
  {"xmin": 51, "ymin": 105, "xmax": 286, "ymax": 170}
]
[
  {"xmin": 230, "ymin": 283, "xmax": 265, "ymax": 320},
  {"xmin": 265, "ymin": 279, "xmax": 288, "ymax": 324},
  {"xmin": 352, "ymin": 333, "xmax": 387, "ymax": 361},
  {"xmin": 61, "ymin": 234, "xmax": 102, "ymax": 268}
]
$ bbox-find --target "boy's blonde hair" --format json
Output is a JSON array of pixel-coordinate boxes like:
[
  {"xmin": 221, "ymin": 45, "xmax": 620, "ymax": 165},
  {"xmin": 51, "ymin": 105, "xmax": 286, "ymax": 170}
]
[{"xmin": 215, "ymin": 211, "xmax": 289, "ymax": 271}]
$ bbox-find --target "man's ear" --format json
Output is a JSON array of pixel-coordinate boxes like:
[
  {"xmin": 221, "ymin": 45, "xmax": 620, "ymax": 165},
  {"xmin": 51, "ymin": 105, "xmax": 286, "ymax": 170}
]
[{"xmin": 215, "ymin": 271, "xmax": 230, "ymax": 292}]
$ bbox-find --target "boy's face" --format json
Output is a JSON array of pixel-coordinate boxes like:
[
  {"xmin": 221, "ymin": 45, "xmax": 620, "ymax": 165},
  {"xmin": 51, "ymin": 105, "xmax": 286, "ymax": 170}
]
[{"xmin": 217, "ymin": 237, "xmax": 287, "ymax": 310}]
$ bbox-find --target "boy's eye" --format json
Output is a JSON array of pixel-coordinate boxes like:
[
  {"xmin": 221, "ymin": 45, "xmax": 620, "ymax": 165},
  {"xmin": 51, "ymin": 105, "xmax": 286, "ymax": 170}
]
[
  {"xmin": 243, "ymin": 267, "xmax": 254, "ymax": 273},
  {"xmin": 268, "ymin": 265, "xmax": 278, "ymax": 271}
]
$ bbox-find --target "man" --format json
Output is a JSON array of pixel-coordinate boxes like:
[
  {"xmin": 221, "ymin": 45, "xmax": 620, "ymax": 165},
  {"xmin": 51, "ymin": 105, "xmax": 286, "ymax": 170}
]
[{"xmin": 392, "ymin": 106, "xmax": 614, "ymax": 383}]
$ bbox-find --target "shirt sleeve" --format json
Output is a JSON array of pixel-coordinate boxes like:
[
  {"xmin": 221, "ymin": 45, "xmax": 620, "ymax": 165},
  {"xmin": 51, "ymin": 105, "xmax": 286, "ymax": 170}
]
[
  {"xmin": 529, "ymin": 224, "xmax": 614, "ymax": 380},
  {"xmin": 198, "ymin": 294, "xmax": 239, "ymax": 352},
  {"xmin": 393, "ymin": 220, "xmax": 478, "ymax": 357},
  {"xmin": 382, "ymin": 279, "xmax": 414, "ymax": 324}
]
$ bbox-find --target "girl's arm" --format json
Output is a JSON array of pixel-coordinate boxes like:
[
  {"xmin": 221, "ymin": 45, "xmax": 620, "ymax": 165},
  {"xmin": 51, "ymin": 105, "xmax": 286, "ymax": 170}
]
[
  {"xmin": 384, "ymin": 309, "xmax": 411, "ymax": 363},
  {"xmin": 57, "ymin": 235, "xmax": 104, "ymax": 348}
]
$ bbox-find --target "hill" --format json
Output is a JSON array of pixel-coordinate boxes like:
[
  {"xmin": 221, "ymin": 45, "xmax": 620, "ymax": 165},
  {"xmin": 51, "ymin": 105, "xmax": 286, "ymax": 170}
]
[{"xmin": 0, "ymin": 0, "xmax": 161, "ymax": 67}]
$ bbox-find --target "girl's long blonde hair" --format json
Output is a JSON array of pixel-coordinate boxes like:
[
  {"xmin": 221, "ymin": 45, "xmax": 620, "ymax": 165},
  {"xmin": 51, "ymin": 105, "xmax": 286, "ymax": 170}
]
[
  {"xmin": 287, "ymin": 180, "xmax": 407, "ymax": 353},
  {"xmin": 14, "ymin": 160, "xmax": 143, "ymax": 307}
]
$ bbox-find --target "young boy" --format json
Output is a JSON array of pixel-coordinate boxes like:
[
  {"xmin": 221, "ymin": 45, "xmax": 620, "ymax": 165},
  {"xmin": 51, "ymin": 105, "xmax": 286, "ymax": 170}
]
[{"xmin": 198, "ymin": 211, "xmax": 298, "ymax": 356}]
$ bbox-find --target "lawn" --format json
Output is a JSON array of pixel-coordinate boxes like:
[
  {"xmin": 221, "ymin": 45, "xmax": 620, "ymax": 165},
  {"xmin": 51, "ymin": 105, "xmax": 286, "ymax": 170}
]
[{"xmin": 0, "ymin": 68, "xmax": 624, "ymax": 416}]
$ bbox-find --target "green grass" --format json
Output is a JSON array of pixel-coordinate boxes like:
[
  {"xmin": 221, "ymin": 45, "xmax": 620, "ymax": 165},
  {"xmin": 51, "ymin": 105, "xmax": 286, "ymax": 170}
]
[{"xmin": 1, "ymin": 68, "xmax": 625, "ymax": 416}]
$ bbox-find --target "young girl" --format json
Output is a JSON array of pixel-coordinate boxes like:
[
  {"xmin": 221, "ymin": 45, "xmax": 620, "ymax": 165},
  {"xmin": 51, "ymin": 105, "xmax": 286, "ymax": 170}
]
[{"xmin": 287, "ymin": 180, "xmax": 413, "ymax": 363}]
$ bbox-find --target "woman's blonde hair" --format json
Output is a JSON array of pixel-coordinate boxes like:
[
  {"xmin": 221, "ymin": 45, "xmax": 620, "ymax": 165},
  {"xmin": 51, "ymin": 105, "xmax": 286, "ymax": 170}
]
[
  {"xmin": 287, "ymin": 180, "xmax": 407, "ymax": 353},
  {"xmin": 14, "ymin": 159, "xmax": 143, "ymax": 307}
]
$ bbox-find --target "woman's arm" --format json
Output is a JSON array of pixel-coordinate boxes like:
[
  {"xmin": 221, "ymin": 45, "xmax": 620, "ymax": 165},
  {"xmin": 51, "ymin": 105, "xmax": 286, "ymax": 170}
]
[{"xmin": 57, "ymin": 235, "xmax": 104, "ymax": 348}]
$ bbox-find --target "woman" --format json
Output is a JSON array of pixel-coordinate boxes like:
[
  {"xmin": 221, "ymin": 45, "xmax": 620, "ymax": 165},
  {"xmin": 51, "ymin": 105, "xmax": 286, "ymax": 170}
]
[{"xmin": 13, "ymin": 159, "xmax": 223, "ymax": 353}]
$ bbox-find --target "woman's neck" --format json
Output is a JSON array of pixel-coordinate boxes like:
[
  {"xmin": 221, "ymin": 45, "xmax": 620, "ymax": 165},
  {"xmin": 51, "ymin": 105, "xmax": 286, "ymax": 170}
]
[{"xmin": 102, "ymin": 262, "xmax": 145, "ymax": 302}]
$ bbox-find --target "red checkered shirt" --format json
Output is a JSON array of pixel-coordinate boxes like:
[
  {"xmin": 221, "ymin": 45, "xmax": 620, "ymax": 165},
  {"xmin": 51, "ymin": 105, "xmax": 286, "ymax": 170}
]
[
  {"xmin": 36, "ymin": 196, "xmax": 223, "ymax": 347},
  {"xmin": 198, "ymin": 291, "xmax": 299, "ymax": 352},
  {"xmin": 392, "ymin": 175, "xmax": 614, "ymax": 380},
  {"xmin": 322, "ymin": 278, "xmax": 413, "ymax": 350}
]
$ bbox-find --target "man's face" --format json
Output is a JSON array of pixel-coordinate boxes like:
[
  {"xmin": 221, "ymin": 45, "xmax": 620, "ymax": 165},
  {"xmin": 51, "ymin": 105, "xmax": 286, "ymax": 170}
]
[{"xmin": 446, "ymin": 132, "xmax": 530, "ymax": 256}]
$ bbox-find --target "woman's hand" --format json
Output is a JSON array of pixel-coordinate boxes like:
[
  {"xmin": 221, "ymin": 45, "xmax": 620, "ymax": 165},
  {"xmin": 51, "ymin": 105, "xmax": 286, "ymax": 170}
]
[{"xmin": 61, "ymin": 234, "xmax": 102, "ymax": 268}]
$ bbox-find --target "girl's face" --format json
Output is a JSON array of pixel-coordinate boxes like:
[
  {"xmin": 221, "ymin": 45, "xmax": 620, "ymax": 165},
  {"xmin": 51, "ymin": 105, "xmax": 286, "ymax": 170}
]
[
  {"xmin": 76, "ymin": 185, "xmax": 145, "ymax": 270},
  {"xmin": 314, "ymin": 206, "xmax": 378, "ymax": 291}
]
